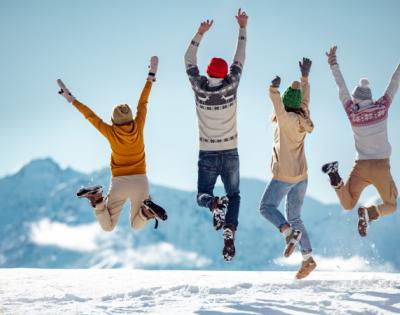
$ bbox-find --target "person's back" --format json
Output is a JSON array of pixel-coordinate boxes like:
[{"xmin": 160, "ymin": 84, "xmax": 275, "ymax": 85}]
[{"xmin": 184, "ymin": 10, "xmax": 248, "ymax": 262}]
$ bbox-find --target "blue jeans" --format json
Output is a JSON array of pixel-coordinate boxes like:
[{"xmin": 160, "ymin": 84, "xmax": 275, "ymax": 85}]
[
  {"xmin": 259, "ymin": 179, "xmax": 312, "ymax": 254},
  {"xmin": 197, "ymin": 149, "xmax": 240, "ymax": 229}
]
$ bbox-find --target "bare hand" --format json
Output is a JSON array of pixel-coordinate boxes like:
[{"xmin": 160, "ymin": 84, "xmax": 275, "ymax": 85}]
[
  {"xmin": 57, "ymin": 79, "xmax": 75, "ymax": 103},
  {"xmin": 236, "ymin": 8, "xmax": 248, "ymax": 28},
  {"xmin": 326, "ymin": 46, "xmax": 338, "ymax": 66},
  {"xmin": 299, "ymin": 57, "xmax": 312, "ymax": 77},
  {"xmin": 197, "ymin": 19, "xmax": 213, "ymax": 35}
]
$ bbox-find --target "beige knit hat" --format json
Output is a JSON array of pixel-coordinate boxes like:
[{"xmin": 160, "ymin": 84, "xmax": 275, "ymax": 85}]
[{"xmin": 111, "ymin": 104, "xmax": 133, "ymax": 125}]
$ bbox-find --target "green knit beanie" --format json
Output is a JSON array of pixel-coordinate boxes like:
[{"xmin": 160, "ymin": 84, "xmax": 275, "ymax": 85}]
[{"xmin": 282, "ymin": 81, "xmax": 302, "ymax": 109}]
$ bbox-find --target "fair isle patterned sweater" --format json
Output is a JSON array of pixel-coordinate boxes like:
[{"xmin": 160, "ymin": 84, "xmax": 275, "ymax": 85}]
[
  {"xmin": 185, "ymin": 28, "xmax": 246, "ymax": 151},
  {"xmin": 330, "ymin": 64, "xmax": 400, "ymax": 160}
]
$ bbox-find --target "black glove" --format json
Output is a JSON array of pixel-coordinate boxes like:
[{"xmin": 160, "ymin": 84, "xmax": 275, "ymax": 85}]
[
  {"xmin": 299, "ymin": 57, "xmax": 312, "ymax": 77},
  {"xmin": 271, "ymin": 76, "xmax": 281, "ymax": 88}
]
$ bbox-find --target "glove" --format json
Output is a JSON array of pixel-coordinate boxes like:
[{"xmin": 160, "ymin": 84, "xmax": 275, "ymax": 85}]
[
  {"xmin": 57, "ymin": 79, "xmax": 75, "ymax": 103},
  {"xmin": 147, "ymin": 56, "xmax": 158, "ymax": 81},
  {"xmin": 299, "ymin": 57, "xmax": 312, "ymax": 77},
  {"xmin": 271, "ymin": 76, "xmax": 281, "ymax": 88}
]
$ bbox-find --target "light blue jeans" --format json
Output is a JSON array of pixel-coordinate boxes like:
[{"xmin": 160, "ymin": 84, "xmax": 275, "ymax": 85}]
[{"xmin": 259, "ymin": 179, "xmax": 312, "ymax": 254}]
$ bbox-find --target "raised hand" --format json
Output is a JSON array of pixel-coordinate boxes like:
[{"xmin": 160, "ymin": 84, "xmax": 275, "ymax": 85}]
[
  {"xmin": 326, "ymin": 46, "xmax": 338, "ymax": 66},
  {"xmin": 147, "ymin": 56, "xmax": 158, "ymax": 81},
  {"xmin": 271, "ymin": 76, "xmax": 281, "ymax": 88},
  {"xmin": 197, "ymin": 19, "xmax": 213, "ymax": 35},
  {"xmin": 236, "ymin": 8, "xmax": 248, "ymax": 28},
  {"xmin": 57, "ymin": 79, "xmax": 75, "ymax": 103},
  {"xmin": 299, "ymin": 57, "xmax": 312, "ymax": 77}
]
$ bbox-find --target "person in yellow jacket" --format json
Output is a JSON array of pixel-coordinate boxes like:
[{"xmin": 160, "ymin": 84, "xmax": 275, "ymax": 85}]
[
  {"xmin": 57, "ymin": 56, "xmax": 167, "ymax": 231},
  {"xmin": 259, "ymin": 58, "xmax": 316, "ymax": 279}
]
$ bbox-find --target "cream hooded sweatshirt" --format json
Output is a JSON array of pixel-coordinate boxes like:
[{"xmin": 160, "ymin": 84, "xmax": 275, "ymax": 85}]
[{"xmin": 269, "ymin": 77, "xmax": 314, "ymax": 183}]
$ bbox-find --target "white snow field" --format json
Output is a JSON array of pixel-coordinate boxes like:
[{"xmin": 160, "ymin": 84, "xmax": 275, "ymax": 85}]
[{"xmin": 1, "ymin": 270, "xmax": 400, "ymax": 315}]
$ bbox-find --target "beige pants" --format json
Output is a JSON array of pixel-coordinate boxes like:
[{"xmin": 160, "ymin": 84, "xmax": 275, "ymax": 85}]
[
  {"xmin": 336, "ymin": 159, "xmax": 398, "ymax": 216},
  {"xmin": 95, "ymin": 174, "xmax": 150, "ymax": 231}
]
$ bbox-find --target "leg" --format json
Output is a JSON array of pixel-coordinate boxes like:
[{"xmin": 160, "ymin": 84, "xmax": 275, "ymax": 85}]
[
  {"xmin": 259, "ymin": 179, "xmax": 291, "ymax": 230},
  {"xmin": 220, "ymin": 149, "xmax": 240, "ymax": 229},
  {"xmin": 197, "ymin": 151, "xmax": 220, "ymax": 209},
  {"xmin": 128, "ymin": 175, "xmax": 151, "ymax": 230},
  {"xmin": 336, "ymin": 161, "xmax": 370, "ymax": 210},
  {"xmin": 371, "ymin": 160, "xmax": 398, "ymax": 217},
  {"xmin": 95, "ymin": 177, "xmax": 128, "ymax": 231},
  {"xmin": 286, "ymin": 179, "xmax": 311, "ymax": 254}
]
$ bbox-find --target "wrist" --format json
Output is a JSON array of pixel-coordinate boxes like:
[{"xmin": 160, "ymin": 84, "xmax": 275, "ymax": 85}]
[{"xmin": 147, "ymin": 73, "xmax": 156, "ymax": 82}]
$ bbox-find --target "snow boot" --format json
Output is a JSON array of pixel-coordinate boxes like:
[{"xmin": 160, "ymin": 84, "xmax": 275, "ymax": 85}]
[
  {"xmin": 357, "ymin": 205, "xmax": 380, "ymax": 237},
  {"xmin": 210, "ymin": 196, "xmax": 228, "ymax": 230},
  {"xmin": 141, "ymin": 198, "xmax": 168, "ymax": 229},
  {"xmin": 296, "ymin": 256, "xmax": 317, "ymax": 280},
  {"xmin": 322, "ymin": 161, "xmax": 343, "ymax": 189},
  {"xmin": 76, "ymin": 185, "xmax": 103, "ymax": 207},
  {"xmin": 223, "ymin": 224, "xmax": 236, "ymax": 261},
  {"xmin": 284, "ymin": 229, "xmax": 302, "ymax": 258}
]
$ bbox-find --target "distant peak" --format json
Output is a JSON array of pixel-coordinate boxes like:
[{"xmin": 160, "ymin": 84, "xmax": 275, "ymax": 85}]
[{"xmin": 21, "ymin": 158, "xmax": 61, "ymax": 174}]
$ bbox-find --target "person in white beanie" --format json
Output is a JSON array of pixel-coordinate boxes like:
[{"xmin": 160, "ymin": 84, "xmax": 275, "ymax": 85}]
[{"xmin": 322, "ymin": 46, "xmax": 400, "ymax": 237}]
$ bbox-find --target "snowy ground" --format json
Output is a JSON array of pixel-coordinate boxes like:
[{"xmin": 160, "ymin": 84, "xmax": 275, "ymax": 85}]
[{"xmin": 1, "ymin": 270, "xmax": 400, "ymax": 315}]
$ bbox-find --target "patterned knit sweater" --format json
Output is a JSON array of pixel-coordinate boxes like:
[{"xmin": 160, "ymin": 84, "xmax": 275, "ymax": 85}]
[
  {"xmin": 330, "ymin": 64, "xmax": 400, "ymax": 160},
  {"xmin": 185, "ymin": 28, "xmax": 246, "ymax": 151}
]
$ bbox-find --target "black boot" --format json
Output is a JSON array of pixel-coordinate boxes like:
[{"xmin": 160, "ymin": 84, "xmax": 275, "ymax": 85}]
[
  {"xmin": 223, "ymin": 224, "xmax": 236, "ymax": 261},
  {"xmin": 322, "ymin": 161, "xmax": 343, "ymax": 188},
  {"xmin": 76, "ymin": 185, "xmax": 103, "ymax": 207},
  {"xmin": 142, "ymin": 198, "xmax": 168, "ymax": 229},
  {"xmin": 210, "ymin": 196, "xmax": 228, "ymax": 230}
]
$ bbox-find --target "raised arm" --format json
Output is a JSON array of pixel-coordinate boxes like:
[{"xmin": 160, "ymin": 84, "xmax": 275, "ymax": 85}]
[
  {"xmin": 57, "ymin": 79, "xmax": 111, "ymax": 138},
  {"xmin": 135, "ymin": 56, "xmax": 158, "ymax": 130},
  {"xmin": 230, "ymin": 9, "xmax": 248, "ymax": 79},
  {"xmin": 184, "ymin": 19, "xmax": 213, "ymax": 77},
  {"xmin": 269, "ymin": 76, "xmax": 289, "ymax": 123},
  {"xmin": 326, "ymin": 46, "xmax": 351, "ymax": 106},
  {"xmin": 299, "ymin": 57, "xmax": 312, "ymax": 114},
  {"xmin": 384, "ymin": 63, "xmax": 400, "ymax": 102}
]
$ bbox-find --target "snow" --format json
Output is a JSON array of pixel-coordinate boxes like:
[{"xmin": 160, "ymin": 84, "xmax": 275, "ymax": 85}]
[{"xmin": 1, "ymin": 270, "xmax": 400, "ymax": 315}]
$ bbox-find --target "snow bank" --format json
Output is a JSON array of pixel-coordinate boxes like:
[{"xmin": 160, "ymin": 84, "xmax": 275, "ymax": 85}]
[{"xmin": 1, "ymin": 269, "xmax": 399, "ymax": 315}]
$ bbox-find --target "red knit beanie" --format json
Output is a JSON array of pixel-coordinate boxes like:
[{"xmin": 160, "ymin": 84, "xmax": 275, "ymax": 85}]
[{"xmin": 207, "ymin": 57, "xmax": 228, "ymax": 78}]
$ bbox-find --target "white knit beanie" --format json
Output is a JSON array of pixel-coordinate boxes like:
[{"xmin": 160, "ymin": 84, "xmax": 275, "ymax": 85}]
[
  {"xmin": 352, "ymin": 78, "xmax": 372, "ymax": 101},
  {"xmin": 111, "ymin": 104, "xmax": 133, "ymax": 125}
]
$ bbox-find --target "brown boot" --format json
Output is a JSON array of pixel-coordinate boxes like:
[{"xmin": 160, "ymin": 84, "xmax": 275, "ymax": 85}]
[
  {"xmin": 367, "ymin": 205, "xmax": 380, "ymax": 222},
  {"xmin": 284, "ymin": 229, "xmax": 302, "ymax": 258},
  {"xmin": 296, "ymin": 257, "xmax": 317, "ymax": 280},
  {"xmin": 76, "ymin": 185, "xmax": 103, "ymax": 208}
]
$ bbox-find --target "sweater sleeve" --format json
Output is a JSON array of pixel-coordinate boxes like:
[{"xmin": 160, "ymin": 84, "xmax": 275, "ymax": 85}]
[
  {"xmin": 330, "ymin": 64, "xmax": 351, "ymax": 106},
  {"xmin": 184, "ymin": 33, "xmax": 203, "ymax": 78},
  {"xmin": 300, "ymin": 77, "xmax": 310, "ymax": 115},
  {"xmin": 230, "ymin": 28, "xmax": 247, "ymax": 80},
  {"xmin": 269, "ymin": 87, "xmax": 289, "ymax": 123},
  {"xmin": 72, "ymin": 99, "xmax": 112, "ymax": 138},
  {"xmin": 384, "ymin": 63, "xmax": 400, "ymax": 103},
  {"xmin": 134, "ymin": 80, "xmax": 153, "ymax": 129}
]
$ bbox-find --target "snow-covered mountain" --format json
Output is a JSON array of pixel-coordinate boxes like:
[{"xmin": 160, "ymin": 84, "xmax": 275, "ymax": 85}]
[{"xmin": 0, "ymin": 158, "xmax": 399, "ymax": 271}]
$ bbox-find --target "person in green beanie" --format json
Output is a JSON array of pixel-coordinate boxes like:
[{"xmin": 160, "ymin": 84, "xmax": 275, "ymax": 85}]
[{"xmin": 259, "ymin": 58, "xmax": 317, "ymax": 280}]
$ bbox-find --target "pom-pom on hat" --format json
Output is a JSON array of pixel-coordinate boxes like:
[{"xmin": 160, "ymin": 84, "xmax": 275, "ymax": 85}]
[
  {"xmin": 112, "ymin": 104, "xmax": 133, "ymax": 125},
  {"xmin": 282, "ymin": 81, "xmax": 302, "ymax": 109},
  {"xmin": 352, "ymin": 78, "xmax": 372, "ymax": 101},
  {"xmin": 207, "ymin": 57, "xmax": 228, "ymax": 78}
]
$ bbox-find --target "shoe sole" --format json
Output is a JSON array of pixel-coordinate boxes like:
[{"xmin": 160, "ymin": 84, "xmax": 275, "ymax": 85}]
[
  {"xmin": 358, "ymin": 207, "xmax": 367, "ymax": 237},
  {"xmin": 284, "ymin": 231, "xmax": 302, "ymax": 258},
  {"xmin": 77, "ymin": 185, "xmax": 103, "ymax": 197}
]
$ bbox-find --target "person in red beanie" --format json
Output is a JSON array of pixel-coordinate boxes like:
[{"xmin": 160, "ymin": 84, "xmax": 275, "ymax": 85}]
[{"xmin": 184, "ymin": 9, "xmax": 248, "ymax": 261}]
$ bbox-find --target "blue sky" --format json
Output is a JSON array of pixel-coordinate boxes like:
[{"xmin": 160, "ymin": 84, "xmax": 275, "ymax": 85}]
[{"xmin": 1, "ymin": 0, "xmax": 399, "ymax": 203}]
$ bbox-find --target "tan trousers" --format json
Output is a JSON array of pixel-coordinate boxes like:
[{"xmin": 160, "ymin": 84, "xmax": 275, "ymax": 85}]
[
  {"xmin": 95, "ymin": 174, "xmax": 150, "ymax": 231},
  {"xmin": 336, "ymin": 159, "xmax": 398, "ymax": 216}
]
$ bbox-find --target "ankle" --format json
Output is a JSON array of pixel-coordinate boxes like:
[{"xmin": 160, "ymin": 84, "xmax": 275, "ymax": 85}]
[
  {"xmin": 302, "ymin": 252, "xmax": 312, "ymax": 261},
  {"xmin": 280, "ymin": 224, "xmax": 292, "ymax": 237}
]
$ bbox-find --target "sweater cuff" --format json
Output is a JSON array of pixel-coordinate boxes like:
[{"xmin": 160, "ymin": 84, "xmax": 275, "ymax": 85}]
[{"xmin": 269, "ymin": 86, "xmax": 280, "ymax": 94}]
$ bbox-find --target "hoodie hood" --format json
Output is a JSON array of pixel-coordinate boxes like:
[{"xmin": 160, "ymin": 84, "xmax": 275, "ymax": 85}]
[{"xmin": 298, "ymin": 113, "xmax": 314, "ymax": 134}]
